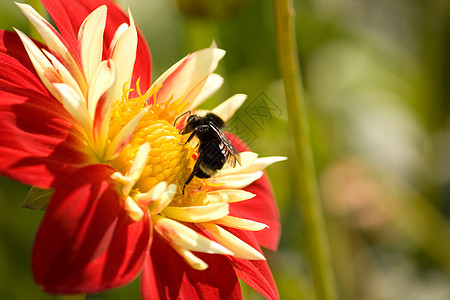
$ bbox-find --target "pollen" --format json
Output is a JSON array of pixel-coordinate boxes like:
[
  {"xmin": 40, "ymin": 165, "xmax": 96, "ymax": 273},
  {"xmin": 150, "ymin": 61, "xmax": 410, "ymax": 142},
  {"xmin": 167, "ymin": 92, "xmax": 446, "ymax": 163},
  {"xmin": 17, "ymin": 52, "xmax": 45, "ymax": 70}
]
[{"xmin": 109, "ymin": 84, "xmax": 195, "ymax": 196}]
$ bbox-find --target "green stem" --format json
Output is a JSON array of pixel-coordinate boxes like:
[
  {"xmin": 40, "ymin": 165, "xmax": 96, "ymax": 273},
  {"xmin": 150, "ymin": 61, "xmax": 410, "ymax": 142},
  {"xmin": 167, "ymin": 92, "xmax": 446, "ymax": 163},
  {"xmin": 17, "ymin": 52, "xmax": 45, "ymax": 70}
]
[{"xmin": 273, "ymin": 1, "xmax": 337, "ymax": 299}]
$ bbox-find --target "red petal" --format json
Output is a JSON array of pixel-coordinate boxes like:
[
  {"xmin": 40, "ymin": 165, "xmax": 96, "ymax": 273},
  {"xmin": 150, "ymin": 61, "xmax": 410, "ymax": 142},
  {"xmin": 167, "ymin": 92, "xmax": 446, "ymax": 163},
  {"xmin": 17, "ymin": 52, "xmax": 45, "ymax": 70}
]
[
  {"xmin": 0, "ymin": 30, "xmax": 48, "ymax": 94},
  {"xmin": 40, "ymin": 0, "xmax": 152, "ymax": 92},
  {"xmin": 142, "ymin": 233, "xmax": 242, "ymax": 300},
  {"xmin": 226, "ymin": 227, "xmax": 279, "ymax": 300},
  {"xmin": 0, "ymin": 86, "xmax": 91, "ymax": 188},
  {"xmin": 32, "ymin": 164, "xmax": 151, "ymax": 294},
  {"xmin": 227, "ymin": 133, "xmax": 281, "ymax": 251}
]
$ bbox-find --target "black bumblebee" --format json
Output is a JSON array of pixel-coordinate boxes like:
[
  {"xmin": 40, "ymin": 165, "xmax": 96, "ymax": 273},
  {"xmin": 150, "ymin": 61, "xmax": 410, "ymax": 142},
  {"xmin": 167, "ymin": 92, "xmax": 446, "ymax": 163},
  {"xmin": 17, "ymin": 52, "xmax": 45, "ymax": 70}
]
[{"xmin": 176, "ymin": 111, "xmax": 241, "ymax": 194}]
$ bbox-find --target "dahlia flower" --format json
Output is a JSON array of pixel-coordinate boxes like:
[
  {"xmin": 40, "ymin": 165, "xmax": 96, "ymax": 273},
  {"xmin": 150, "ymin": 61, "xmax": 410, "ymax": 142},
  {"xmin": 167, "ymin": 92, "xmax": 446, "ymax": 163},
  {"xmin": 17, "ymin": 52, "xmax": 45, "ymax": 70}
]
[{"xmin": 0, "ymin": 0, "xmax": 284, "ymax": 298}]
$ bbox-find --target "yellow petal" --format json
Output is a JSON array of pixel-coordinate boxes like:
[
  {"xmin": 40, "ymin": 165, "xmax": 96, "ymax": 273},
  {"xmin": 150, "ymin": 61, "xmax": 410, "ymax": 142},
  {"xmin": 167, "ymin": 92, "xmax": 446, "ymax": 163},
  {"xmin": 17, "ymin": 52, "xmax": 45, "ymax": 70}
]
[
  {"xmin": 79, "ymin": 5, "xmax": 107, "ymax": 83},
  {"xmin": 215, "ymin": 216, "xmax": 268, "ymax": 231},
  {"xmin": 153, "ymin": 216, "xmax": 233, "ymax": 255},
  {"xmin": 202, "ymin": 223, "xmax": 265, "ymax": 260},
  {"xmin": 162, "ymin": 202, "xmax": 229, "ymax": 223}
]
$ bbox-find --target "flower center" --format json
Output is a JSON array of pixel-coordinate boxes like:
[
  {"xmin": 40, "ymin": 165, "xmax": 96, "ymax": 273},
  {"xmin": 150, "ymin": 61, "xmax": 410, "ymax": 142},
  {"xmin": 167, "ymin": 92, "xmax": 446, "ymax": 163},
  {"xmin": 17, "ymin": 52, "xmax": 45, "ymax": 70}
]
[
  {"xmin": 113, "ymin": 114, "xmax": 191, "ymax": 193},
  {"xmin": 108, "ymin": 85, "xmax": 196, "ymax": 200}
]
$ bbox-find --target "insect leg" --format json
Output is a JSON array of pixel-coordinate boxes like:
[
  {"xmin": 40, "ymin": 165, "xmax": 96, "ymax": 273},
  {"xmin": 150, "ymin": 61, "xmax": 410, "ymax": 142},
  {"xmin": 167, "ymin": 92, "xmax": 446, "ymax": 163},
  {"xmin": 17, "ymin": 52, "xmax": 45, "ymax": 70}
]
[{"xmin": 182, "ymin": 159, "xmax": 201, "ymax": 194}]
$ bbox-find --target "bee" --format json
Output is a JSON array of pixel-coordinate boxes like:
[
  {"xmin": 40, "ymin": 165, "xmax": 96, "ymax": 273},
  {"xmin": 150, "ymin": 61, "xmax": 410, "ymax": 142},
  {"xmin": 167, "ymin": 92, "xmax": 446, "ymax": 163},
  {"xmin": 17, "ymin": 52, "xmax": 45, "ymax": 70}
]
[{"xmin": 175, "ymin": 111, "xmax": 241, "ymax": 194}]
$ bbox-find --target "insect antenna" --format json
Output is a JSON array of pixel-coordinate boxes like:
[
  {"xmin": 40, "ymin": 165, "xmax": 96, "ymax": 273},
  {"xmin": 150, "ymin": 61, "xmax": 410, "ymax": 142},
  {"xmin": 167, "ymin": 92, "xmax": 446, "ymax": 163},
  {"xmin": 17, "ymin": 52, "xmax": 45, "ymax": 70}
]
[{"xmin": 173, "ymin": 111, "xmax": 191, "ymax": 127}]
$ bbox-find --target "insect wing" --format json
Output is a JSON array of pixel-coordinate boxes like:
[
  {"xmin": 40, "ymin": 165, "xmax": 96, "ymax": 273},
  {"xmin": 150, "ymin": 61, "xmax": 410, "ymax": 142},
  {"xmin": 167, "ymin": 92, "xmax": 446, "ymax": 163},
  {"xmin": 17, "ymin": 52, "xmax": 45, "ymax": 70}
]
[{"xmin": 208, "ymin": 121, "xmax": 242, "ymax": 167}]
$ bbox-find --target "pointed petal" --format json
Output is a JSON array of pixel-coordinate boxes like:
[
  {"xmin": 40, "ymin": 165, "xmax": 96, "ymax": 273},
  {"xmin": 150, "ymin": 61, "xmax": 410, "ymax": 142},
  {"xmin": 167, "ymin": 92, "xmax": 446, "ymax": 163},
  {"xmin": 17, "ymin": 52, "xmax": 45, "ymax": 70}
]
[
  {"xmin": 228, "ymin": 134, "xmax": 281, "ymax": 250},
  {"xmin": 0, "ymin": 87, "xmax": 91, "ymax": 188},
  {"xmin": 212, "ymin": 94, "xmax": 247, "ymax": 122},
  {"xmin": 215, "ymin": 216, "xmax": 268, "ymax": 231},
  {"xmin": 162, "ymin": 202, "xmax": 229, "ymax": 223},
  {"xmin": 111, "ymin": 24, "xmax": 138, "ymax": 100},
  {"xmin": 187, "ymin": 73, "xmax": 224, "ymax": 110},
  {"xmin": 142, "ymin": 234, "xmax": 242, "ymax": 300},
  {"xmin": 226, "ymin": 228, "xmax": 279, "ymax": 300},
  {"xmin": 88, "ymin": 59, "xmax": 115, "ymax": 119},
  {"xmin": 128, "ymin": 142, "xmax": 151, "ymax": 183},
  {"xmin": 78, "ymin": 5, "xmax": 107, "ymax": 82},
  {"xmin": 172, "ymin": 246, "xmax": 209, "ymax": 271},
  {"xmin": 17, "ymin": 3, "xmax": 85, "ymax": 91},
  {"xmin": 53, "ymin": 83, "xmax": 92, "ymax": 133},
  {"xmin": 104, "ymin": 106, "xmax": 149, "ymax": 161},
  {"xmin": 14, "ymin": 29, "xmax": 62, "ymax": 99},
  {"xmin": 217, "ymin": 151, "xmax": 258, "ymax": 176},
  {"xmin": 154, "ymin": 48, "xmax": 225, "ymax": 105},
  {"xmin": 32, "ymin": 165, "xmax": 151, "ymax": 294},
  {"xmin": 153, "ymin": 216, "xmax": 233, "ymax": 255},
  {"xmin": 216, "ymin": 171, "xmax": 264, "ymax": 189},
  {"xmin": 234, "ymin": 156, "xmax": 288, "ymax": 175},
  {"xmin": 42, "ymin": 49, "xmax": 84, "ymax": 101},
  {"xmin": 40, "ymin": 0, "xmax": 152, "ymax": 93},
  {"xmin": 207, "ymin": 189, "xmax": 256, "ymax": 203},
  {"xmin": 202, "ymin": 223, "xmax": 265, "ymax": 260}
]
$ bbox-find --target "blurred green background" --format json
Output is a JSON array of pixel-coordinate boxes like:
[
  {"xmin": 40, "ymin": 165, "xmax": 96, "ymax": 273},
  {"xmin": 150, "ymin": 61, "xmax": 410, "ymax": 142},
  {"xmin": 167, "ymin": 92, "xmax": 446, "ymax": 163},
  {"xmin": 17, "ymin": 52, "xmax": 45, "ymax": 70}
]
[{"xmin": 1, "ymin": 0, "xmax": 450, "ymax": 299}]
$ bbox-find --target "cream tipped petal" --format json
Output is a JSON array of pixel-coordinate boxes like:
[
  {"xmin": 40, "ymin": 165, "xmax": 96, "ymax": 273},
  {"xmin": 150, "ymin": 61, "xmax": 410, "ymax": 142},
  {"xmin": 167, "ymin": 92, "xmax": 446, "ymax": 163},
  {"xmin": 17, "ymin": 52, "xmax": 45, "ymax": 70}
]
[
  {"xmin": 53, "ymin": 83, "xmax": 92, "ymax": 133},
  {"xmin": 128, "ymin": 142, "xmax": 151, "ymax": 183},
  {"xmin": 218, "ymin": 152, "xmax": 259, "ymax": 176},
  {"xmin": 162, "ymin": 202, "xmax": 230, "ymax": 223},
  {"xmin": 207, "ymin": 189, "xmax": 256, "ymax": 203},
  {"xmin": 153, "ymin": 216, "xmax": 234, "ymax": 255},
  {"xmin": 104, "ymin": 106, "xmax": 149, "ymax": 161},
  {"xmin": 15, "ymin": 29, "xmax": 60, "ymax": 98},
  {"xmin": 111, "ymin": 24, "xmax": 138, "ymax": 100},
  {"xmin": 235, "ymin": 156, "xmax": 287, "ymax": 174},
  {"xmin": 172, "ymin": 246, "xmax": 209, "ymax": 271},
  {"xmin": 79, "ymin": 5, "xmax": 107, "ymax": 83},
  {"xmin": 42, "ymin": 49, "xmax": 84, "ymax": 101},
  {"xmin": 109, "ymin": 23, "xmax": 129, "ymax": 53},
  {"xmin": 202, "ymin": 223, "xmax": 265, "ymax": 260},
  {"xmin": 16, "ymin": 3, "xmax": 85, "ymax": 91},
  {"xmin": 88, "ymin": 59, "xmax": 116, "ymax": 120},
  {"xmin": 152, "ymin": 184, "xmax": 177, "ymax": 214},
  {"xmin": 135, "ymin": 181, "xmax": 167, "ymax": 207},
  {"xmin": 187, "ymin": 73, "xmax": 224, "ymax": 110},
  {"xmin": 124, "ymin": 196, "xmax": 144, "ymax": 221},
  {"xmin": 155, "ymin": 48, "xmax": 226, "ymax": 104},
  {"xmin": 216, "ymin": 171, "xmax": 264, "ymax": 189},
  {"xmin": 215, "ymin": 216, "xmax": 269, "ymax": 231},
  {"xmin": 212, "ymin": 94, "xmax": 247, "ymax": 122}
]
